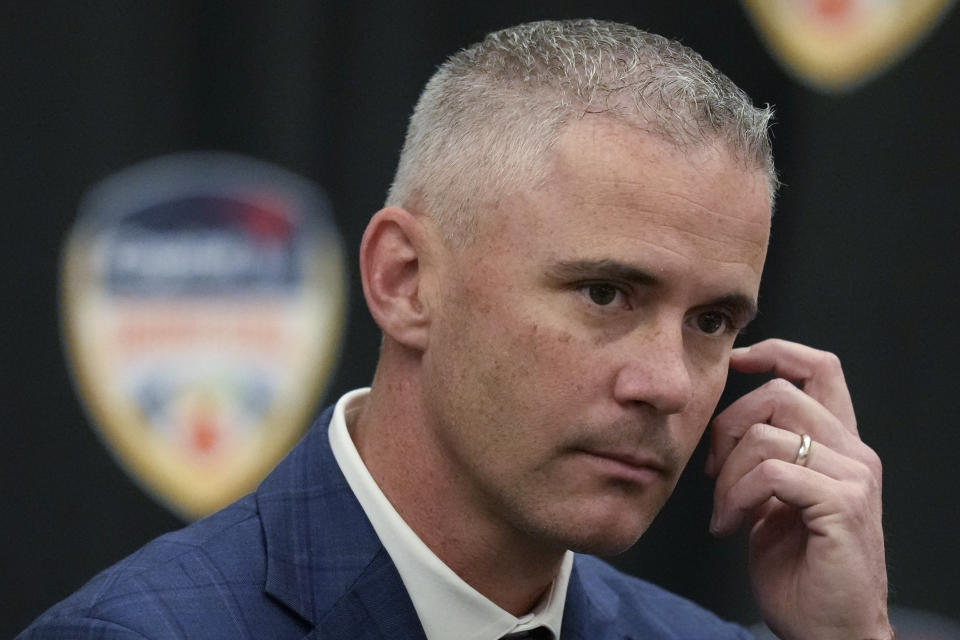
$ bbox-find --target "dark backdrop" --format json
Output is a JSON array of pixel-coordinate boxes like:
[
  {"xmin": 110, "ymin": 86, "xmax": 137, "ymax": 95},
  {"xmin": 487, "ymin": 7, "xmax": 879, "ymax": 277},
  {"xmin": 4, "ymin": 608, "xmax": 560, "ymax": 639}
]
[{"xmin": 4, "ymin": 2, "xmax": 958, "ymax": 636}]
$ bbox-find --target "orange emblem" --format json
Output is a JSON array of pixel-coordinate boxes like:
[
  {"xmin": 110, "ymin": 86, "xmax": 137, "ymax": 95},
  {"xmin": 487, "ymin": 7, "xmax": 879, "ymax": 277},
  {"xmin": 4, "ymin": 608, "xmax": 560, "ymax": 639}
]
[{"xmin": 741, "ymin": 0, "xmax": 956, "ymax": 91}]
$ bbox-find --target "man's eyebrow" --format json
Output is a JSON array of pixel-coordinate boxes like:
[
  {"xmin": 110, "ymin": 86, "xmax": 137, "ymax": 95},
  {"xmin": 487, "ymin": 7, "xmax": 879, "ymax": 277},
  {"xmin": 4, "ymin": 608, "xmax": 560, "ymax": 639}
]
[
  {"xmin": 546, "ymin": 259, "xmax": 660, "ymax": 285},
  {"xmin": 707, "ymin": 293, "xmax": 759, "ymax": 326}
]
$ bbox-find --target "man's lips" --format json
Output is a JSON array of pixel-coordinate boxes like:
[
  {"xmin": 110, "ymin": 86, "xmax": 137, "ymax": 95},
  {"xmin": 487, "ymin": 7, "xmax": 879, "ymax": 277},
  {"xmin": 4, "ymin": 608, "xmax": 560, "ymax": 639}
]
[{"xmin": 575, "ymin": 448, "xmax": 668, "ymax": 483}]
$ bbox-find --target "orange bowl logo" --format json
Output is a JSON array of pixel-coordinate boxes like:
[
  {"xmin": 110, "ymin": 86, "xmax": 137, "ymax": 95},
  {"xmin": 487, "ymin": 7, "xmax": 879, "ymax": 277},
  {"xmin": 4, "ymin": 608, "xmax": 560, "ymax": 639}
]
[
  {"xmin": 61, "ymin": 153, "xmax": 347, "ymax": 519},
  {"xmin": 742, "ymin": 0, "xmax": 956, "ymax": 91}
]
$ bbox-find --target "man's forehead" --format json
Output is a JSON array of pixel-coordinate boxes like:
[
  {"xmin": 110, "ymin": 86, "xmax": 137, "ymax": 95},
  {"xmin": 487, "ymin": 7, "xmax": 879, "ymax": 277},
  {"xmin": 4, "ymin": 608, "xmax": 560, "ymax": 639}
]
[
  {"xmin": 551, "ymin": 117, "xmax": 766, "ymax": 196},
  {"xmin": 549, "ymin": 111, "xmax": 775, "ymax": 201},
  {"xmin": 514, "ymin": 119, "xmax": 770, "ymax": 254}
]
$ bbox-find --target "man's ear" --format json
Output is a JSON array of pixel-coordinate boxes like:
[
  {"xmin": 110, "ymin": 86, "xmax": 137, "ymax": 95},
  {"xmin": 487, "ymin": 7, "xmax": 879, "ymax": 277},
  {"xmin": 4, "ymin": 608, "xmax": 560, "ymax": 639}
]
[{"xmin": 359, "ymin": 207, "xmax": 436, "ymax": 351}]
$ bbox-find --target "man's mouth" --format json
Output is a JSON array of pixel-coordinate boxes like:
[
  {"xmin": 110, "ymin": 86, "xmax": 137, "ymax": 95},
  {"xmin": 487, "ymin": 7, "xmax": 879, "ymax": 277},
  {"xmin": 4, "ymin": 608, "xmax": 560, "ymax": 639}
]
[{"xmin": 575, "ymin": 448, "xmax": 668, "ymax": 484}]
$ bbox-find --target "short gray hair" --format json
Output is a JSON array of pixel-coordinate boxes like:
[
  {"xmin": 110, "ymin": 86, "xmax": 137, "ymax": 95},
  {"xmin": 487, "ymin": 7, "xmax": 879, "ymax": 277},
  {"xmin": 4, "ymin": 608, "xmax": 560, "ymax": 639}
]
[{"xmin": 386, "ymin": 19, "xmax": 776, "ymax": 245}]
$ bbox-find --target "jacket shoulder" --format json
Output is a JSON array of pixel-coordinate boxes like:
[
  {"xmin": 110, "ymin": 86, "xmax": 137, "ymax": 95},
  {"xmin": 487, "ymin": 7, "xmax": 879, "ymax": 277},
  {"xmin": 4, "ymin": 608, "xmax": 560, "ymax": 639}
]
[
  {"xmin": 573, "ymin": 555, "xmax": 753, "ymax": 639},
  {"xmin": 18, "ymin": 495, "xmax": 306, "ymax": 640}
]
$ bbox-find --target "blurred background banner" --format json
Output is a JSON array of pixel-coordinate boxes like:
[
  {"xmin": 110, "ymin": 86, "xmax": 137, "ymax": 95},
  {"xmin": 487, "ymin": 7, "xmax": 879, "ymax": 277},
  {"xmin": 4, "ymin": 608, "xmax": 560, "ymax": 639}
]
[
  {"xmin": 741, "ymin": 0, "xmax": 957, "ymax": 91},
  {"xmin": 61, "ymin": 153, "xmax": 347, "ymax": 519},
  {"xmin": 3, "ymin": 2, "xmax": 958, "ymax": 637}
]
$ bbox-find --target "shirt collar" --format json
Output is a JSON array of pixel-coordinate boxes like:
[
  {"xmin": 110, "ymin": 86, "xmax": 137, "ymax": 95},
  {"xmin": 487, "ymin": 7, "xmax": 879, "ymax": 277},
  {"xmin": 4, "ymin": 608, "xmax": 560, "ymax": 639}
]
[{"xmin": 328, "ymin": 389, "xmax": 573, "ymax": 640}]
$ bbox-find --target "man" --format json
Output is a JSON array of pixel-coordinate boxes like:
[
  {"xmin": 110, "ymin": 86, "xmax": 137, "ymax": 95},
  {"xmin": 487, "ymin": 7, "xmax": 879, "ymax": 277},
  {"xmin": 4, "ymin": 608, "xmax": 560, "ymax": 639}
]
[{"xmin": 20, "ymin": 19, "xmax": 891, "ymax": 639}]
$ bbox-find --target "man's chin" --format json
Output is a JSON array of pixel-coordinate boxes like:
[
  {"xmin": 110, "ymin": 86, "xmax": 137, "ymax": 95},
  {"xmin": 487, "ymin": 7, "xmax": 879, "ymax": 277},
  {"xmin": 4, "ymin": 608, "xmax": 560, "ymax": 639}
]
[
  {"xmin": 564, "ymin": 530, "xmax": 646, "ymax": 557},
  {"xmin": 508, "ymin": 488, "xmax": 665, "ymax": 556},
  {"xmin": 551, "ymin": 510, "xmax": 655, "ymax": 557}
]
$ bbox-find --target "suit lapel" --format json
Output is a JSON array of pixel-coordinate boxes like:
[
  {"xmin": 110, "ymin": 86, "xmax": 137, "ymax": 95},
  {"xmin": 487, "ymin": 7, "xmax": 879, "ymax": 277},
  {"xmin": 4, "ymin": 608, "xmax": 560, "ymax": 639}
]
[
  {"xmin": 561, "ymin": 556, "xmax": 630, "ymax": 640},
  {"xmin": 256, "ymin": 407, "xmax": 426, "ymax": 639},
  {"xmin": 306, "ymin": 547, "xmax": 426, "ymax": 640}
]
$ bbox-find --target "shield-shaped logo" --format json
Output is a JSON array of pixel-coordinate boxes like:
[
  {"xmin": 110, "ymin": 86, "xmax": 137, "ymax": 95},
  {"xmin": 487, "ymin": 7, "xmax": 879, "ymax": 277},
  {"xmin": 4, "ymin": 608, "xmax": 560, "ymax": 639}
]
[
  {"xmin": 741, "ymin": 0, "xmax": 956, "ymax": 91},
  {"xmin": 61, "ymin": 153, "xmax": 347, "ymax": 519}
]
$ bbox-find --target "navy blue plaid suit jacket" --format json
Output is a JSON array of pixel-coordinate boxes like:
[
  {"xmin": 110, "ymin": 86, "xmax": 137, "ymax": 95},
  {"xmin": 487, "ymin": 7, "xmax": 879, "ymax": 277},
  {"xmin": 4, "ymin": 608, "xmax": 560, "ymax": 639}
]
[{"xmin": 19, "ymin": 406, "xmax": 753, "ymax": 639}]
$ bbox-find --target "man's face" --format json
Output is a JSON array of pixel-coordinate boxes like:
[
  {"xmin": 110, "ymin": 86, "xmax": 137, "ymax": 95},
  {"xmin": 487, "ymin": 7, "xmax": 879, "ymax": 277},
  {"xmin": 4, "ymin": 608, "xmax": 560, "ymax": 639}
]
[{"xmin": 419, "ymin": 117, "xmax": 771, "ymax": 555}]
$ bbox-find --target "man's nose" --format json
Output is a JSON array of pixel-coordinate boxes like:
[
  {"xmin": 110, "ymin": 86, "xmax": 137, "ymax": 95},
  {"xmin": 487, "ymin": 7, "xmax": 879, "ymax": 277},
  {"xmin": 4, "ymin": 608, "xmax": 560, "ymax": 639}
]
[{"xmin": 613, "ymin": 324, "xmax": 693, "ymax": 414}]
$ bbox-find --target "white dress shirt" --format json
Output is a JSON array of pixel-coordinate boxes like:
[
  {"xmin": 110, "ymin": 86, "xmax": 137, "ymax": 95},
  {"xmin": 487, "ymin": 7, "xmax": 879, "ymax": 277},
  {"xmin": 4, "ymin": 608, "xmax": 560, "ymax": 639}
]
[{"xmin": 328, "ymin": 388, "xmax": 573, "ymax": 640}]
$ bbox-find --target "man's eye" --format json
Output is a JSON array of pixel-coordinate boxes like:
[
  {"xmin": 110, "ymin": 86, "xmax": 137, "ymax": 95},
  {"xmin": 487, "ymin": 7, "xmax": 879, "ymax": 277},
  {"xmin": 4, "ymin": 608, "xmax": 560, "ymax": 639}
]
[
  {"xmin": 586, "ymin": 284, "xmax": 619, "ymax": 306},
  {"xmin": 695, "ymin": 311, "xmax": 727, "ymax": 334}
]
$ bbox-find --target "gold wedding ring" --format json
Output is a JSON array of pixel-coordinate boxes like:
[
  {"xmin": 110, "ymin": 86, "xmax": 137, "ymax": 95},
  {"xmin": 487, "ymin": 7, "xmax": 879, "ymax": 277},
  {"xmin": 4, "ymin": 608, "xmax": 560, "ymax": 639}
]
[{"xmin": 794, "ymin": 433, "xmax": 812, "ymax": 467}]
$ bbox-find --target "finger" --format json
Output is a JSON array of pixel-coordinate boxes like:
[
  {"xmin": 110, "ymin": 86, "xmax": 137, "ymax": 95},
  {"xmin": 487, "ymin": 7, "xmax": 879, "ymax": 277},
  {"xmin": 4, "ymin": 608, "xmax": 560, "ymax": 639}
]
[
  {"xmin": 708, "ymin": 377, "xmax": 855, "ymax": 476},
  {"xmin": 712, "ymin": 424, "xmax": 864, "ymax": 528},
  {"xmin": 710, "ymin": 459, "xmax": 840, "ymax": 536},
  {"xmin": 730, "ymin": 339, "xmax": 857, "ymax": 434}
]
